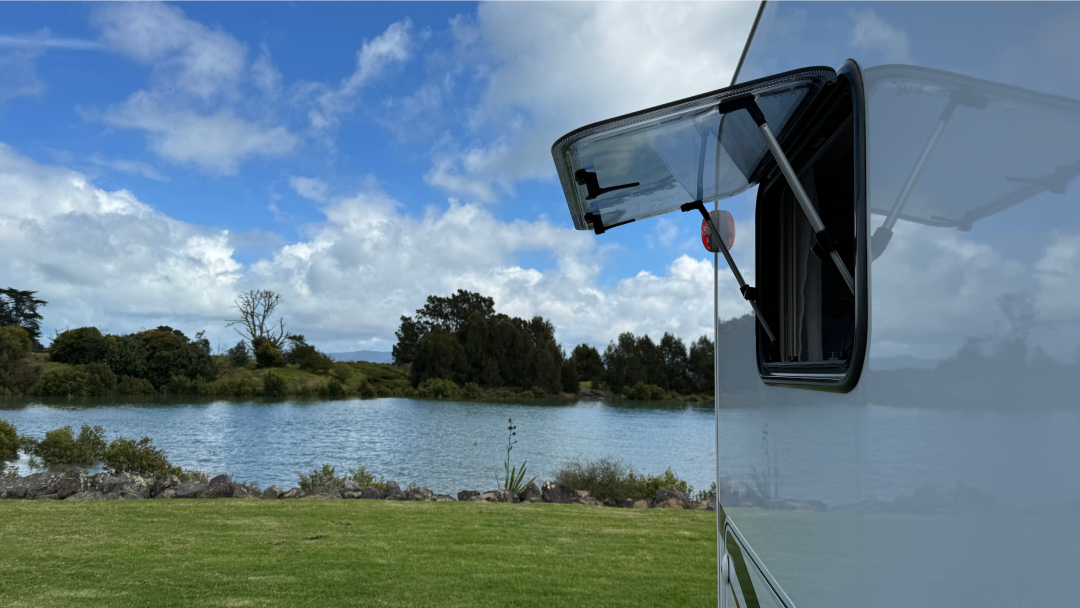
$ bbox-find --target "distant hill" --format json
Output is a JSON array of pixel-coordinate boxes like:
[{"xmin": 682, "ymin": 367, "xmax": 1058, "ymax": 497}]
[{"xmin": 328, "ymin": 350, "xmax": 394, "ymax": 364}]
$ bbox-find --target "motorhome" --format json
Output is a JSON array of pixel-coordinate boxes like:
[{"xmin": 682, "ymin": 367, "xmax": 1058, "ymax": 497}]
[{"xmin": 552, "ymin": 3, "xmax": 1080, "ymax": 606}]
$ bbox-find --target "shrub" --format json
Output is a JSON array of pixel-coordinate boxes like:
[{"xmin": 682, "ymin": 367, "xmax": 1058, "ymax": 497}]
[
  {"xmin": 262, "ymin": 371, "xmax": 287, "ymax": 397},
  {"xmin": 623, "ymin": 381, "xmax": 671, "ymax": 401},
  {"xmin": 292, "ymin": 344, "xmax": 333, "ymax": 374},
  {"xmin": 553, "ymin": 457, "xmax": 694, "ymax": 504},
  {"xmin": 30, "ymin": 362, "xmax": 116, "ymax": 397},
  {"xmin": 103, "ymin": 334, "xmax": 149, "ymax": 379},
  {"xmin": 134, "ymin": 327, "xmax": 216, "ymax": 388},
  {"xmin": 416, "ymin": 377, "xmax": 460, "ymax": 399},
  {"xmin": 34, "ymin": 425, "xmax": 106, "ymax": 468},
  {"xmin": 227, "ymin": 341, "xmax": 250, "ymax": 368},
  {"xmin": 162, "ymin": 374, "xmax": 208, "ymax": 395},
  {"xmin": 461, "ymin": 381, "xmax": 483, "ymax": 399},
  {"xmin": 347, "ymin": 465, "xmax": 385, "ymax": 490},
  {"xmin": 329, "ymin": 362, "xmax": 353, "ymax": 384},
  {"xmin": 102, "ymin": 436, "xmax": 180, "ymax": 477},
  {"xmin": 529, "ymin": 385, "xmax": 547, "ymax": 399},
  {"xmin": 255, "ymin": 342, "xmax": 284, "ymax": 369},
  {"xmin": 326, "ymin": 378, "xmax": 346, "ymax": 398},
  {"xmin": 116, "ymin": 375, "xmax": 155, "ymax": 396},
  {"xmin": 299, "ymin": 464, "xmax": 340, "ymax": 493},
  {"xmin": 49, "ymin": 327, "xmax": 108, "ymax": 365},
  {"xmin": 357, "ymin": 379, "xmax": 377, "ymax": 398},
  {"xmin": 0, "ymin": 419, "xmax": 18, "ymax": 461},
  {"xmin": 298, "ymin": 464, "xmax": 386, "ymax": 493}
]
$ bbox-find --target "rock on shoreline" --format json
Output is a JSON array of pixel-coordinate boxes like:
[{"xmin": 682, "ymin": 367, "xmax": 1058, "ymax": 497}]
[{"xmin": 0, "ymin": 470, "xmax": 716, "ymax": 510}]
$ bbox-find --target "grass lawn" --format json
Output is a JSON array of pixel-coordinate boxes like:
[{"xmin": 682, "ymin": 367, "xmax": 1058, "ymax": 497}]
[{"xmin": 0, "ymin": 500, "xmax": 719, "ymax": 607}]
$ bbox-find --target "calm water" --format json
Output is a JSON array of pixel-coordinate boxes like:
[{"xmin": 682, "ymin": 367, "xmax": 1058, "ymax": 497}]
[{"xmin": 3, "ymin": 396, "xmax": 1079, "ymax": 507}]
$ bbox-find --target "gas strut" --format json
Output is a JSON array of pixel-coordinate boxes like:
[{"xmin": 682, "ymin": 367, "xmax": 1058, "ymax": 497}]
[
  {"xmin": 681, "ymin": 200, "xmax": 776, "ymax": 343},
  {"xmin": 718, "ymin": 95, "xmax": 856, "ymax": 294}
]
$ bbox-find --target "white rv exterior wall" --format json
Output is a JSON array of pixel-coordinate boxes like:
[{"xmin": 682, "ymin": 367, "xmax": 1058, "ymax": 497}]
[{"xmin": 719, "ymin": 3, "xmax": 1080, "ymax": 606}]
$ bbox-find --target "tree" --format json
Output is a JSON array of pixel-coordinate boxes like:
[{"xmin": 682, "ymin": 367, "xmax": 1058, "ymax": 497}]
[
  {"xmin": 226, "ymin": 289, "xmax": 288, "ymax": 349},
  {"xmin": 393, "ymin": 290, "xmax": 496, "ymax": 365},
  {"xmin": 392, "ymin": 315, "xmax": 424, "ymax": 366},
  {"xmin": 603, "ymin": 332, "xmax": 647, "ymax": 394},
  {"xmin": 416, "ymin": 290, "xmax": 495, "ymax": 333},
  {"xmin": 0, "ymin": 326, "xmax": 42, "ymax": 394},
  {"xmin": 688, "ymin": 335, "xmax": 715, "ymax": 394},
  {"xmin": 49, "ymin": 327, "xmax": 109, "ymax": 365},
  {"xmin": 131, "ymin": 327, "xmax": 215, "ymax": 388},
  {"xmin": 659, "ymin": 333, "xmax": 690, "ymax": 393},
  {"xmin": 410, "ymin": 329, "xmax": 468, "ymax": 386},
  {"xmin": 569, "ymin": 344, "xmax": 604, "ymax": 383},
  {"xmin": 254, "ymin": 340, "xmax": 285, "ymax": 369},
  {"xmin": 0, "ymin": 288, "xmax": 47, "ymax": 347}
]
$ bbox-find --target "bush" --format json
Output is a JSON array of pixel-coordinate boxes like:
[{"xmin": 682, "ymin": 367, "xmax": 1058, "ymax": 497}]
[
  {"xmin": 49, "ymin": 327, "xmax": 108, "ymax": 365},
  {"xmin": 298, "ymin": 464, "xmax": 385, "ymax": 493},
  {"xmin": 292, "ymin": 344, "xmax": 333, "ymax": 374},
  {"xmin": 0, "ymin": 419, "xmax": 18, "ymax": 461},
  {"xmin": 30, "ymin": 362, "xmax": 116, "ymax": 397},
  {"xmin": 553, "ymin": 457, "xmax": 694, "ymax": 504},
  {"xmin": 623, "ymin": 381, "xmax": 672, "ymax": 401},
  {"xmin": 298, "ymin": 464, "xmax": 340, "ymax": 493},
  {"xmin": 417, "ymin": 377, "xmax": 461, "ymax": 399},
  {"xmin": 347, "ymin": 465, "xmax": 385, "ymax": 490},
  {"xmin": 255, "ymin": 342, "xmax": 284, "ymax": 369},
  {"xmin": 134, "ymin": 327, "xmax": 216, "ymax": 388},
  {"xmin": 262, "ymin": 371, "xmax": 287, "ymax": 397},
  {"xmin": 102, "ymin": 436, "xmax": 180, "ymax": 477},
  {"xmin": 461, "ymin": 381, "xmax": 483, "ymax": 399},
  {"xmin": 329, "ymin": 362, "xmax": 353, "ymax": 384},
  {"xmin": 116, "ymin": 375, "xmax": 155, "ymax": 396},
  {"xmin": 529, "ymin": 385, "xmax": 547, "ymax": 398},
  {"xmin": 326, "ymin": 378, "xmax": 346, "ymax": 398},
  {"xmin": 34, "ymin": 425, "xmax": 106, "ymax": 468},
  {"xmin": 227, "ymin": 341, "xmax": 250, "ymax": 368}
]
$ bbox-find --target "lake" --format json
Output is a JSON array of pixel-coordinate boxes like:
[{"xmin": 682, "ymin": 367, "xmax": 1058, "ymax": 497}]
[{"xmin": 3, "ymin": 396, "xmax": 1080, "ymax": 508}]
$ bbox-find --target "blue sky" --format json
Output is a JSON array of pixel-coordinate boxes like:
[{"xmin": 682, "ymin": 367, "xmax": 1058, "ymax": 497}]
[
  {"xmin": 0, "ymin": 2, "xmax": 760, "ymax": 352},
  {"xmin": 7, "ymin": 2, "xmax": 1074, "ymax": 360}
]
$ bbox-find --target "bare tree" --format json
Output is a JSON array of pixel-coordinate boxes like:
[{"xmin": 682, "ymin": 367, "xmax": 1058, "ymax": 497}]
[{"xmin": 226, "ymin": 289, "xmax": 288, "ymax": 349}]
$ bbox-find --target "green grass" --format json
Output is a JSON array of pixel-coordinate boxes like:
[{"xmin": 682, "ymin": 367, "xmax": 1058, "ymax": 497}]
[{"xmin": 0, "ymin": 500, "xmax": 719, "ymax": 607}]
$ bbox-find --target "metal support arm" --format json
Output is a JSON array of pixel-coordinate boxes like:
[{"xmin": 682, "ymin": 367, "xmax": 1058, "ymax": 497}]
[
  {"xmin": 719, "ymin": 95, "xmax": 856, "ymax": 294},
  {"xmin": 682, "ymin": 201, "xmax": 776, "ymax": 343}
]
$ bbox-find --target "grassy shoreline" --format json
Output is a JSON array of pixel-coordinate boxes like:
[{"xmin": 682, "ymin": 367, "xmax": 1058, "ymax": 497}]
[{"xmin": 0, "ymin": 500, "xmax": 719, "ymax": 607}]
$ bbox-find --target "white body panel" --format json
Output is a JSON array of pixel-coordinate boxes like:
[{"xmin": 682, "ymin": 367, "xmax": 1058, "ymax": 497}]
[{"xmin": 718, "ymin": 3, "xmax": 1080, "ymax": 606}]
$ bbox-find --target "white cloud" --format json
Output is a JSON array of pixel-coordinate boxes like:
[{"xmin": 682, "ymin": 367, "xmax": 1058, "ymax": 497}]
[
  {"xmin": 288, "ymin": 176, "xmax": 329, "ymax": 202},
  {"xmin": 301, "ymin": 19, "xmax": 413, "ymax": 133},
  {"xmin": 87, "ymin": 153, "xmax": 167, "ymax": 181},
  {"xmin": 0, "ymin": 141, "xmax": 747, "ymax": 351},
  {"xmin": 0, "ymin": 32, "xmax": 101, "ymax": 51},
  {"xmin": 91, "ymin": 2, "xmax": 298, "ymax": 174},
  {"xmin": 102, "ymin": 91, "xmax": 297, "ymax": 175},
  {"xmin": 93, "ymin": 2, "xmax": 246, "ymax": 101},
  {"xmin": 421, "ymin": 2, "xmax": 760, "ymax": 201},
  {"xmin": 0, "ymin": 143, "xmax": 241, "ymax": 334},
  {"xmin": 852, "ymin": 9, "xmax": 911, "ymax": 65},
  {"xmin": 0, "ymin": 48, "xmax": 45, "ymax": 103},
  {"xmin": 252, "ymin": 44, "xmax": 283, "ymax": 99}
]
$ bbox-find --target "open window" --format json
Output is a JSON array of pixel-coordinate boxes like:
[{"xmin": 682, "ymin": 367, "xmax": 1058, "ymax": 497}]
[
  {"xmin": 551, "ymin": 61, "xmax": 868, "ymax": 392},
  {"xmin": 755, "ymin": 62, "xmax": 867, "ymax": 391}
]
